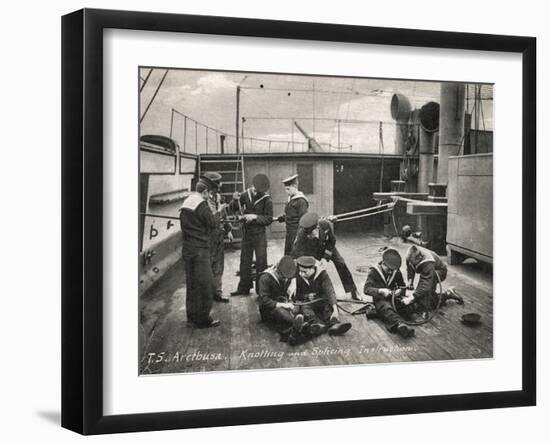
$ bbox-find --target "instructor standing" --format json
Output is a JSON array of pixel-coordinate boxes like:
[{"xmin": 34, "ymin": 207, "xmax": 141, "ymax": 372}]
[{"xmin": 179, "ymin": 175, "xmax": 220, "ymax": 328}]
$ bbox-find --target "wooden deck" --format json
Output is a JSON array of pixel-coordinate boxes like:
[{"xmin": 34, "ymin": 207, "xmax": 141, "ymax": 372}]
[{"xmin": 139, "ymin": 233, "xmax": 493, "ymax": 374}]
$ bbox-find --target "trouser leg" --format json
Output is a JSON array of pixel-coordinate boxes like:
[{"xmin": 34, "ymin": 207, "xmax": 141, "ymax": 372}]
[
  {"xmin": 193, "ymin": 248, "xmax": 215, "ymax": 324},
  {"xmin": 284, "ymin": 226, "xmax": 298, "ymax": 256},
  {"xmin": 299, "ymin": 305, "xmax": 330, "ymax": 338},
  {"xmin": 418, "ymin": 269, "xmax": 447, "ymax": 311},
  {"xmin": 437, "ymin": 268, "xmax": 447, "ymax": 283},
  {"xmin": 254, "ymin": 231, "xmax": 268, "ymax": 273},
  {"xmin": 254, "ymin": 231, "xmax": 268, "ymax": 288},
  {"xmin": 266, "ymin": 307, "xmax": 296, "ymax": 334},
  {"xmin": 374, "ymin": 296, "xmax": 402, "ymax": 331},
  {"xmin": 331, "ymin": 248, "xmax": 357, "ymax": 292},
  {"xmin": 210, "ymin": 230, "xmax": 224, "ymax": 295},
  {"xmin": 238, "ymin": 231, "xmax": 254, "ymax": 291},
  {"xmin": 183, "ymin": 250, "xmax": 198, "ymax": 323},
  {"xmin": 299, "ymin": 305, "xmax": 323, "ymax": 324}
]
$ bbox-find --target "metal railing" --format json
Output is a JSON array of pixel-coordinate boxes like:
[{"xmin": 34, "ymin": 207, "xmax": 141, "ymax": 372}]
[{"xmin": 168, "ymin": 107, "xmax": 405, "ymax": 155}]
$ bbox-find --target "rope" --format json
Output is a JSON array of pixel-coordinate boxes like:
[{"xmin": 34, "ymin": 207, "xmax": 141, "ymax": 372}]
[
  {"xmin": 292, "ymin": 299, "xmax": 324, "ymax": 307},
  {"xmin": 332, "ymin": 202, "xmax": 394, "ymax": 219},
  {"xmin": 335, "ymin": 207, "xmax": 394, "ymax": 222},
  {"xmin": 143, "ymin": 202, "xmax": 396, "ymax": 224},
  {"xmin": 390, "ymin": 272, "xmax": 443, "ymax": 326},
  {"xmin": 336, "ymin": 303, "xmax": 357, "ymax": 315}
]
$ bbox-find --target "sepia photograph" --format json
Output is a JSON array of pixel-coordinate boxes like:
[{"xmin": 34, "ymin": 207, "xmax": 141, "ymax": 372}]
[{"xmin": 138, "ymin": 67, "xmax": 493, "ymax": 375}]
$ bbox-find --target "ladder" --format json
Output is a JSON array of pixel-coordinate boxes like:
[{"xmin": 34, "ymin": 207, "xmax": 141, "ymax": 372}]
[{"xmin": 198, "ymin": 153, "xmax": 246, "ymax": 200}]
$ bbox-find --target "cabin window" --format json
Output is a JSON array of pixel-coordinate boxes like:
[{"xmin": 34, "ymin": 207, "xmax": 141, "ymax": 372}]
[{"xmin": 297, "ymin": 163, "xmax": 314, "ymax": 195}]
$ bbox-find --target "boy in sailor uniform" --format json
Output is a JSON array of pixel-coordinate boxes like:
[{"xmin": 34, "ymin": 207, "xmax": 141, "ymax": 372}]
[
  {"xmin": 363, "ymin": 248, "xmax": 415, "ymax": 338},
  {"xmin": 230, "ymin": 173, "xmax": 274, "ymax": 296},
  {"xmin": 291, "ymin": 212, "xmax": 362, "ymax": 301},
  {"xmin": 277, "ymin": 174, "xmax": 309, "ymax": 255},
  {"xmin": 294, "ymin": 256, "xmax": 352, "ymax": 338},
  {"xmin": 405, "ymin": 245, "xmax": 463, "ymax": 312},
  {"xmin": 257, "ymin": 256, "xmax": 302, "ymax": 343}
]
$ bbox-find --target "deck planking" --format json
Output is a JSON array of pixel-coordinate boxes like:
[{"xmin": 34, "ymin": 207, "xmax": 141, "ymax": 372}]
[{"xmin": 139, "ymin": 233, "xmax": 493, "ymax": 375}]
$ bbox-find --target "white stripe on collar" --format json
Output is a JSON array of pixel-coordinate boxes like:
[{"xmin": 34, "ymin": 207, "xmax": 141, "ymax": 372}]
[
  {"xmin": 288, "ymin": 192, "xmax": 308, "ymax": 203},
  {"xmin": 373, "ymin": 264, "xmax": 397, "ymax": 287},
  {"xmin": 180, "ymin": 192, "xmax": 203, "ymax": 211},
  {"xmin": 387, "ymin": 270, "xmax": 397, "ymax": 287},
  {"xmin": 264, "ymin": 268, "xmax": 280, "ymax": 284},
  {"xmin": 373, "ymin": 265, "xmax": 387, "ymax": 284},
  {"xmin": 416, "ymin": 257, "xmax": 435, "ymax": 268},
  {"xmin": 300, "ymin": 264, "xmax": 324, "ymax": 286},
  {"xmin": 254, "ymin": 194, "xmax": 270, "ymax": 206}
]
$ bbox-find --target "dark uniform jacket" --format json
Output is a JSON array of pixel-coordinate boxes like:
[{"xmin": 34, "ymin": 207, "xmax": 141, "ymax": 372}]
[
  {"xmin": 363, "ymin": 263, "xmax": 406, "ymax": 300},
  {"xmin": 257, "ymin": 267, "xmax": 292, "ymax": 318},
  {"xmin": 179, "ymin": 192, "xmax": 217, "ymax": 248},
  {"xmin": 281, "ymin": 192, "xmax": 309, "ymax": 228},
  {"xmin": 406, "ymin": 246, "xmax": 447, "ymax": 300},
  {"xmin": 291, "ymin": 219, "xmax": 336, "ymax": 261},
  {"xmin": 230, "ymin": 187, "xmax": 273, "ymax": 234},
  {"xmin": 295, "ymin": 267, "xmax": 337, "ymax": 306}
]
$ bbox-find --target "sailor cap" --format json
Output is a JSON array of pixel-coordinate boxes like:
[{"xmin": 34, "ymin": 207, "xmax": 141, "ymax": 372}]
[
  {"xmin": 296, "ymin": 256, "xmax": 317, "ymax": 268},
  {"xmin": 299, "ymin": 212, "xmax": 319, "ymax": 230},
  {"xmin": 282, "ymin": 174, "xmax": 299, "ymax": 186}
]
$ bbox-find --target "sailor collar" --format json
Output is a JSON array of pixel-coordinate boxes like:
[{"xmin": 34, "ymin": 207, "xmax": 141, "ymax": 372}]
[
  {"xmin": 409, "ymin": 254, "xmax": 436, "ymax": 271},
  {"xmin": 247, "ymin": 188, "xmax": 270, "ymax": 206},
  {"xmin": 264, "ymin": 267, "xmax": 281, "ymax": 285},
  {"xmin": 373, "ymin": 264, "xmax": 397, "ymax": 287},
  {"xmin": 299, "ymin": 265, "xmax": 323, "ymax": 286},
  {"xmin": 288, "ymin": 191, "xmax": 308, "ymax": 203},
  {"xmin": 179, "ymin": 192, "xmax": 204, "ymax": 211}
]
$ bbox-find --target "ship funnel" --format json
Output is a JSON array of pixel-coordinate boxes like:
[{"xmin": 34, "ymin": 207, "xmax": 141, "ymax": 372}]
[
  {"xmin": 417, "ymin": 101, "xmax": 440, "ymax": 193},
  {"xmin": 438, "ymin": 83, "xmax": 466, "ymax": 185}
]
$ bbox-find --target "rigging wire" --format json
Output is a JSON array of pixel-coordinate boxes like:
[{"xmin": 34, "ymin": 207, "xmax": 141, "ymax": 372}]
[
  {"xmin": 139, "ymin": 68, "xmax": 153, "ymax": 93},
  {"xmin": 140, "ymin": 69, "xmax": 169, "ymax": 123}
]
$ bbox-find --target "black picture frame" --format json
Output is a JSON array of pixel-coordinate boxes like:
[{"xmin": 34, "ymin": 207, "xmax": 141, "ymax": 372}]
[{"xmin": 61, "ymin": 8, "xmax": 536, "ymax": 435}]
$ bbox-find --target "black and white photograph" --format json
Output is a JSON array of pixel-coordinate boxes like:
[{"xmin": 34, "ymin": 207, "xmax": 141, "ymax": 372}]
[{"xmin": 138, "ymin": 68, "xmax": 493, "ymax": 374}]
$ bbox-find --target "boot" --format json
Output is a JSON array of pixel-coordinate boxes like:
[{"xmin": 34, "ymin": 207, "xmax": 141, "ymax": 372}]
[
  {"xmin": 214, "ymin": 292, "xmax": 230, "ymax": 303},
  {"xmin": 365, "ymin": 303, "xmax": 378, "ymax": 319},
  {"xmin": 308, "ymin": 322, "xmax": 327, "ymax": 337},
  {"xmin": 230, "ymin": 288, "xmax": 250, "ymax": 296},
  {"xmin": 288, "ymin": 316, "xmax": 307, "ymax": 346},
  {"xmin": 328, "ymin": 322, "xmax": 352, "ymax": 336},
  {"xmin": 396, "ymin": 322, "xmax": 415, "ymax": 338}
]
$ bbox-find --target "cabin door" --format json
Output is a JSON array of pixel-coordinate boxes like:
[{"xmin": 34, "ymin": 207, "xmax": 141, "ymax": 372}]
[{"xmin": 333, "ymin": 159, "xmax": 396, "ymax": 233}]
